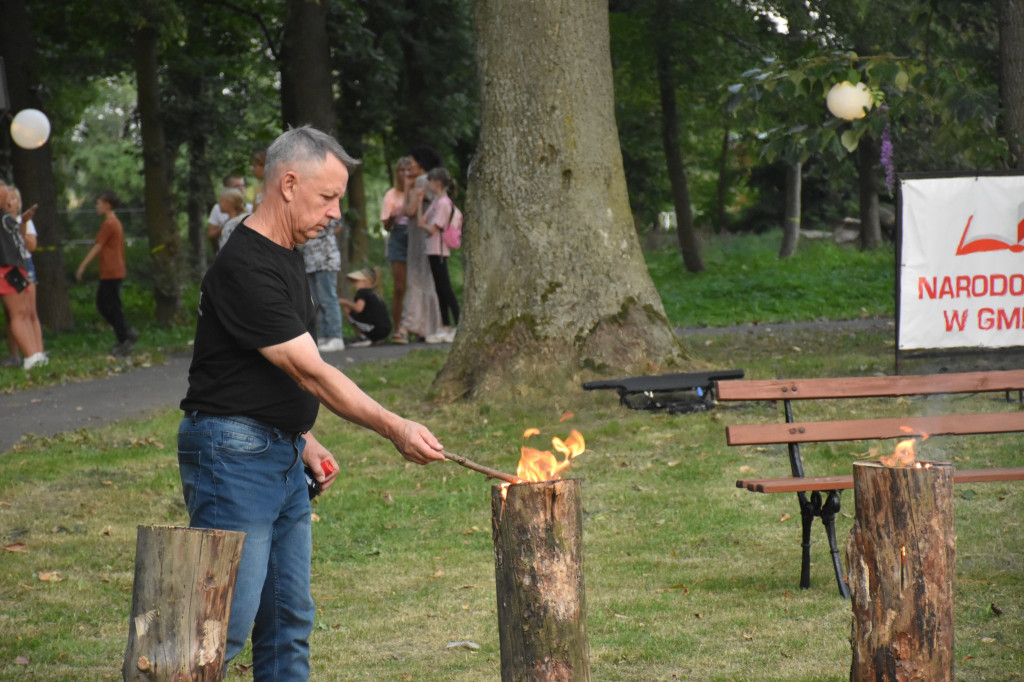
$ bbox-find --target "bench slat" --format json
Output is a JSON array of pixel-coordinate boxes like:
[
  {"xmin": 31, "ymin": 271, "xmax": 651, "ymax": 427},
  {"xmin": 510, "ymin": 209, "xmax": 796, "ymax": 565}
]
[
  {"xmin": 716, "ymin": 369, "xmax": 1024, "ymax": 401},
  {"xmin": 736, "ymin": 466, "xmax": 1024, "ymax": 493},
  {"xmin": 726, "ymin": 411, "xmax": 1024, "ymax": 446}
]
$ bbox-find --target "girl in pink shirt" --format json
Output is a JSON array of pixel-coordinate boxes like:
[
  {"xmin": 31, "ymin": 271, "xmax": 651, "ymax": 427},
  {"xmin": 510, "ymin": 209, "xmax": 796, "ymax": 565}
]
[{"xmin": 417, "ymin": 167, "xmax": 460, "ymax": 342}]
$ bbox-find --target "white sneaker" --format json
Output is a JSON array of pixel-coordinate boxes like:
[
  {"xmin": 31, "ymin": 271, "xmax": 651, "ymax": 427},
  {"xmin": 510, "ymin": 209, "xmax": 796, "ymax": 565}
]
[
  {"xmin": 443, "ymin": 328, "xmax": 457, "ymax": 343},
  {"xmin": 23, "ymin": 352, "xmax": 48, "ymax": 371},
  {"xmin": 424, "ymin": 333, "xmax": 447, "ymax": 344},
  {"xmin": 317, "ymin": 337, "xmax": 346, "ymax": 352},
  {"xmin": 349, "ymin": 337, "xmax": 373, "ymax": 348}
]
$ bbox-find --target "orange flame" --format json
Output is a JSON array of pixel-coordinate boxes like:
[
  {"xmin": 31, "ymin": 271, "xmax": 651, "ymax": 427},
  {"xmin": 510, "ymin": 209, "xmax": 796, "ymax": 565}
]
[
  {"xmin": 516, "ymin": 429, "xmax": 586, "ymax": 482},
  {"xmin": 880, "ymin": 426, "xmax": 930, "ymax": 467}
]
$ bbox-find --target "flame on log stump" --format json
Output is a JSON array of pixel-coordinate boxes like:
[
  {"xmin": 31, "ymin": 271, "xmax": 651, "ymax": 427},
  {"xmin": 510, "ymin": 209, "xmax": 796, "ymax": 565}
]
[
  {"xmin": 122, "ymin": 525, "xmax": 245, "ymax": 681},
  {"xmin": 491, "ymin": 479, "xmax": 590, "ymax": 681},
  {"xmin": 847, "ymin": 461, "xmax": 955, "ymax": 682}
]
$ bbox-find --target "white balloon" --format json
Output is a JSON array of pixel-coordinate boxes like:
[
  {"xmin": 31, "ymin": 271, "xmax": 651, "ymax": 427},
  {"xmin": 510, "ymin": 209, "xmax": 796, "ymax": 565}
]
[
  {"xmin": 826, "ymin": 82, "xmax": 873, "ymax": 121},
  {"xmin": 10, "ymin": 109, "xmax": 51, "ymax": 149}
]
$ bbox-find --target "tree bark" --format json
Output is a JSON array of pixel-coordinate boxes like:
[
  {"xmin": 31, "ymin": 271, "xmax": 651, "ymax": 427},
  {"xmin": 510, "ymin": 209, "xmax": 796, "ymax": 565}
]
[
  {"xmin": 778, "ymin": 161, "xmax": 801, "ymax": 258},
  {"xmin": 346, "ymin": 164, "xmax": 369, "ymax": 265},
  {"xmin": 491, "ymin": 479, "xmax": 589, "ymax": 681},
  {"xmin": 0, "ymin": 0, "xmax": 74, "ymax": 331},
  {"xmin": 1000, "ymin": 0, "xmax": 1024, "ymax": 168},
  {"xmin": 280, "ymin": 0, "xmax": 335, "ymax": 133},
  {"xmin": 185, "ymin": 127, "xmax": 209, "ymax": 279},
  {"xmin": 434, "ymin": 0, "xmax": 687, "ymax": 400},
  {"xmin": 133, "ymin": 22, "xmax": 184, "ymax": 325},
  {"xmin": 122, "ymin": 525, "xmax": 245, "ymax": 681},
  {"xmin": 653, "ymin": 0, "xmax": 703, "ymax": 273},
  {"xmin": 847, "ymin": 461, "xmax": 955, "ymax": 682},
  {"xmin": 856, "ymin": 134, "xmax": 882, "ymax": 250}
]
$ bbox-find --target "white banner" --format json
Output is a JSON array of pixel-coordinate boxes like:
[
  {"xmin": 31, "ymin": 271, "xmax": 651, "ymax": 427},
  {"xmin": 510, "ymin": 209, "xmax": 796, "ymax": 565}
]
[{"xmin": 899, "ymin": 175, "xmax": 1024, "ymax": 350}]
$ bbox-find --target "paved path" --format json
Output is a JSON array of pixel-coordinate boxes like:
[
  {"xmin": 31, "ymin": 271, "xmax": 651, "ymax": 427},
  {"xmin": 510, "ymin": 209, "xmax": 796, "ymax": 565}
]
[
  {"xmin": 0, "ymin": 318, "xmax": 895, "ymax": 455},
  {"xmin": 0, "ymin": 342, "xmax": 437, "ymax": 454}
]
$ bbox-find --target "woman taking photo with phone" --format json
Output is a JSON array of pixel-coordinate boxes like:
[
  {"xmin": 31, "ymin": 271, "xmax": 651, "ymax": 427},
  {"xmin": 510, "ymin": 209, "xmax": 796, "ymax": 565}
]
[{"xmin": 0, "ymin": 182, "xmax": 46, "ymax": 370}]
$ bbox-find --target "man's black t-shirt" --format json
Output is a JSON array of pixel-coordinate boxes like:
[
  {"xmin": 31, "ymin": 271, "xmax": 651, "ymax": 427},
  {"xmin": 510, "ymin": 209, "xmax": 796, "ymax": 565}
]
[
  {"xmin": 180, "ymin": 223, "xmax": 319, "ymax": 432},
  {"xmin": 351, "ymin": 289, "xmax": 393, "ymax": 341}
]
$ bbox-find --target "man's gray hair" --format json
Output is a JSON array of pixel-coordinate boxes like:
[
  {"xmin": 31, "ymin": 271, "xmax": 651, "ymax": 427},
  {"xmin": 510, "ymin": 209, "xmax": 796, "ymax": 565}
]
[{"xmin": 265, "ymin": 125, "xmax": 360, "ymax": 180}]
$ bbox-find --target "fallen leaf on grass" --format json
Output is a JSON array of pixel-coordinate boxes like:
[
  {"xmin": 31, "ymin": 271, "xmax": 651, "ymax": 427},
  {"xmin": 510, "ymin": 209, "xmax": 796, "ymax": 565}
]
[
  {"xmin": 310, "ymin": 512, "xmax": 321, "ymax": 522},
  {"xmin": 15, "ymin": 656, "xmax": 29, "ymax": 665},
  {"xmin": 739, "ymin": 465, "xmax": 751, "ymax": 473},
  {"xmin": 779, "ymin": 513, "xmax": 791, "ymax": 523},
  {"xmin": 446, "ymin": 640, "xmax": 480, "ymax": 650},
  {"xmin": 37, "ymin": 571, "xmax": 63, "ymax": 583},
  {"xmin": 991, "ymin": 603, "xmax": 1003, "ymax": 616},
  {"xmin": 0, "ymin": 501, "xmax": 11, "ymax": 507},
  {"xmin": 981, "ymin": 637, "xmax": 996, "ymax": 643},
  {"xmin": 656, "ymin": 584, "xmax": 689, "ymax": 596},
  {"xmin": 4, "ymin": 543, "xmax": 28, "ymax": 553},
  {"xmin": 559, "ymin": 411, "xmax": 574, "ymax": 422}
]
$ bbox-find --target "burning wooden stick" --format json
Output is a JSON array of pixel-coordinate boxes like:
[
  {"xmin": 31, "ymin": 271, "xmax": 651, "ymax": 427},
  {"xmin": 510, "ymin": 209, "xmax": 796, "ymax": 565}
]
[{"xmin": 442, "ymin": 451, "xmax": 525, "ymax": 484}]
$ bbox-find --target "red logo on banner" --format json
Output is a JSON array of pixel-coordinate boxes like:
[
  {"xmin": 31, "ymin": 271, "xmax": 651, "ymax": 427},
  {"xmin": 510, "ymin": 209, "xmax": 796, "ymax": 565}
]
[{"xmin": 955, "ymin": 214, "xmax": 1024, "ymax": 255}]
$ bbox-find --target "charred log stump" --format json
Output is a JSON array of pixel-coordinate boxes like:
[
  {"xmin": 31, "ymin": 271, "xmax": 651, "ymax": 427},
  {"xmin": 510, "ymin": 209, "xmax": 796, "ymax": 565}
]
[
  {"xmin": 491, "ymin": 479, "xmax": 589, "ymax": 681},
  {"xmin": 847, "ymin": 461, "xmax": 955, "ymax": 681},
  {"xmin": 122, "ymin": 525, "xmax": 245, "ymax": 681}
]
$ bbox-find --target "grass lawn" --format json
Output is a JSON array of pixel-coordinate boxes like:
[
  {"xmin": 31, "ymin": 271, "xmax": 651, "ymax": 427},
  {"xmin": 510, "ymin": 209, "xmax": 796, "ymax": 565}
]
[{"xmin": 1, "ymin": 233, "xmax": 1020, "ymax": 680}]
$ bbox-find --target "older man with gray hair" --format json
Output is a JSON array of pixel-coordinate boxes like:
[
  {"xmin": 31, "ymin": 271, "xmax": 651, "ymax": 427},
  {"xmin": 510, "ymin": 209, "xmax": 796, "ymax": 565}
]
[{"xmin": 178, "ymin": 126, "xmax": 444, "ymax": 679}]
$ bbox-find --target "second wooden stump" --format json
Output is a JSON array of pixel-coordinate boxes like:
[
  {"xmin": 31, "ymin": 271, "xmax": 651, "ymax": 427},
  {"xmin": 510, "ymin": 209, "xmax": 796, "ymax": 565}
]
[
  {"xmin": 491, "ymin": 478, "xmax": 589, "ymax": 681},
  {"xmin": 847, "ymin": 461, "xmax": 955, "ymax": 681}
]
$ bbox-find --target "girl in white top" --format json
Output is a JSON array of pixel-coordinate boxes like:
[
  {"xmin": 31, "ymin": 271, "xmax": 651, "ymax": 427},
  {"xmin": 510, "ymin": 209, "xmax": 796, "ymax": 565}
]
[{"xmin": 417, "ymin": 167, "xmax": 460, "ymax": 343}]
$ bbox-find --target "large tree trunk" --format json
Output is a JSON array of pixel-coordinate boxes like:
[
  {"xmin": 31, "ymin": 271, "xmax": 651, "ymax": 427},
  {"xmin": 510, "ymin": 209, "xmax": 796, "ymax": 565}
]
[
  {"xmin": 281, "ymin": 0, "xmax": 335, "ymax": 133},
  {"xmin": 778, "ymin": 161, "xmax": 801, "ymax": 258},
  {"xmin": 0, "ymin": 0, "xmax": 74, "ymax": 331},
  {"xmin": 133, "ymin": 22, "xmax": 184, "ymax": 325},
  {"xmin": 856, "ymin": 134, "xmax": 882, "ymax": 250},
  {"xmin": 433, "ymin": 0, "xmax": 686, "ymax": 400},
  {"xmin": 653, "ymin": 0, "xmax": 703, "ymax": 273},
  {"xmin": 1000, "ymin": 0, "xmax": 1024, "ymax": 168}
]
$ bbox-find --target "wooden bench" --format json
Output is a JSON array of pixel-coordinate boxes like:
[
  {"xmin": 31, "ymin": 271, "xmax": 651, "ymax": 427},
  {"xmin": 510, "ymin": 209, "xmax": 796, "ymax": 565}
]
[
  {"xmin": 583, "ymin": 369, "xmax": 744, "ymax": 413},
  {"xmin": 715, "ymin": 369, "xmax": 1024, "ymax": 598}
]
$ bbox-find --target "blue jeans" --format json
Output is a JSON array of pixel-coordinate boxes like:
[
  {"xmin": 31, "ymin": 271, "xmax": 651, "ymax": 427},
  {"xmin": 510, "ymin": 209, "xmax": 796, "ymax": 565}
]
[
  {"xmin": 307, "ymin": 271, "xmax": 343, "ymax": 339},
  {"xmin": 177, "ymin": 413, "xmax": 314, "ymax": 681}
]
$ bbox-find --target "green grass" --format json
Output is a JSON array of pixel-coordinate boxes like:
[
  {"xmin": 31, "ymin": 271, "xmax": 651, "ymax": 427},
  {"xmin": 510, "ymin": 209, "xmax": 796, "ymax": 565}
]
[
  {"xmin": 3, "ymin": 232, "xmax": 1017, "ymax": 681},
  {"xmin": 649, "ymin": 232, "xmax": 895, "ymax": 327}
]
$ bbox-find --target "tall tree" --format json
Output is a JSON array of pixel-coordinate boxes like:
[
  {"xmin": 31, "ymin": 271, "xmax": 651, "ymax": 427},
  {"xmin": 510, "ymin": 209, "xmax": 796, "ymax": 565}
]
[
  {"xmin": 1000, "ymin": 0, "xmax": 1024, "ymax": 168},
  {"xmin": 0, "ymin": 0, "xmax": 74, "ymax": 331},
  {"xmin": 652, "ymin": 0, "xmax": 704, "ymax": 272},
  {"xmin": 133, "ymin": 14, "xmax": 184, "ymax": 325},
  {"xmin": 433, "ymin": 0, "xmax": 687, "ymax": 400},
  {"xmin": 281, "ymin": 0, "xmax": 335, "ymax": 133}
]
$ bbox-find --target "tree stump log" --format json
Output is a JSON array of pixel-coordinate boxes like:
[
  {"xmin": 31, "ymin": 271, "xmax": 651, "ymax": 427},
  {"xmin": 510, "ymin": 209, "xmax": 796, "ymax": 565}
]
[
  {"xmin": 122, "ymin": 525, "xmax": 245, "ymax": 681},
  {"xmin": 491, "ymin": 479, "xmax": 589, "ymax": 681},
  {"xmin": 847, "ymin": 461, "xmax": 955, "ymax": 681}
]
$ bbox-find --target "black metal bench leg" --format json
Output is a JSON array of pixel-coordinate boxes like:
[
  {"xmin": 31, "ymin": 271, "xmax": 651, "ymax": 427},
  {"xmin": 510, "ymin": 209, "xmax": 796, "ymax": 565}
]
[
  {"xmin": 820, "ymin": 490, "xmax": 851, "ymax": 599},
  {"xmin": 797, "ymin": 491, "xmax": 814, "ymax": 590}
]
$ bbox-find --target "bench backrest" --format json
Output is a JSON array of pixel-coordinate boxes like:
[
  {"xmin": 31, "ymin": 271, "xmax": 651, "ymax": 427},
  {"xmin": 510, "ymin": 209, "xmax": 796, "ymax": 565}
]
[
  {"xmin": 716, "ymin": 369, "xmax": 1024, "ymax": 448},
  {"xmin": 716, "ymin": 369, "xmax": 1024, "ymax": 402}
]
